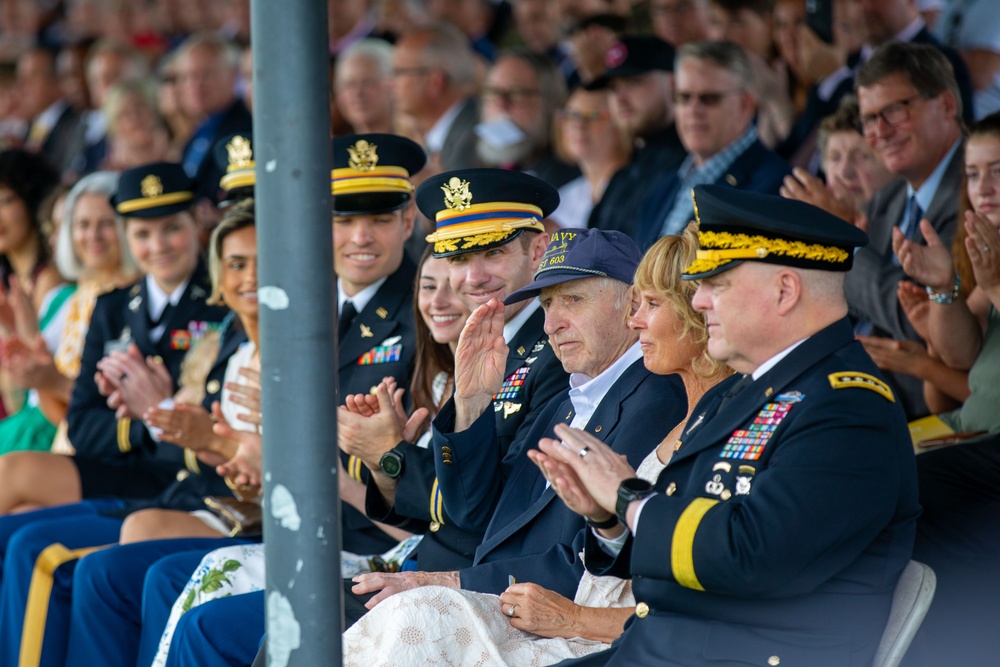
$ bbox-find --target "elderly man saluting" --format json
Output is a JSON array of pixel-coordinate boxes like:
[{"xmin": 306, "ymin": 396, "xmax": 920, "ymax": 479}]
[{"xmin": 534, "ymin": 185, "xmax": 920, "ymax": 667}]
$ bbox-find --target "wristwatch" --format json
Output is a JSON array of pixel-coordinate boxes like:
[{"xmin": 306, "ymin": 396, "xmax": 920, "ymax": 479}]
[
  {"xmin": 378, "ymin": 447, "xmax": 406, "ymax": 479},
  {"xmin": 616, "ymin": 478, "xmax": 655, "ymax": 527}
]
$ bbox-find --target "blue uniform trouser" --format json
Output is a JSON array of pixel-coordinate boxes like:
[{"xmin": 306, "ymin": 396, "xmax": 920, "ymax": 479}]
[
  {"xmin": 165, "ymin": 590, "xmax": 265, "ymax": 667},
  {"xmin": 0, "ymin": 504, "xmax": 123, "ymax": 667},
  {"xmin": 65, "ymin": 538, "xmax": 247, "ymax": 667}
]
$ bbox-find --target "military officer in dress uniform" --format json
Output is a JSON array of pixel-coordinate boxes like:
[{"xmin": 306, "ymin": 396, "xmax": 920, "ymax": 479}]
[
  {"xmin": 533, "ymin": 185, "xmax": 920, "ymax": 667},
  {"xmin": 343, "ymin": 169, "xmax": 570, "ymax": 578},
  {"xmin": 0, "ymin": 162, "xmax": 233, "ymax": 667},
  {"xmin": 331, "ymin": 133, "xmax": 424, "ymax": 557}
]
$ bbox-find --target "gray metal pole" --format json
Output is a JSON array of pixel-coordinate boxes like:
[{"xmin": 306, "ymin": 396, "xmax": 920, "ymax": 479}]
[{"xmin": 250, "ymin": 1, "xmax": 342, "ymax": 665}]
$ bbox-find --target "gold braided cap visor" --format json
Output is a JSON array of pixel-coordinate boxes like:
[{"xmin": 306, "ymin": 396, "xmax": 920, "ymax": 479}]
[
  {"xmin": 425, "ymin": 201, "xmax": 545, "ymax": 254},
  {"xmin": 683, "ymin": 230, "xmax": 852, "ymax": 277}
]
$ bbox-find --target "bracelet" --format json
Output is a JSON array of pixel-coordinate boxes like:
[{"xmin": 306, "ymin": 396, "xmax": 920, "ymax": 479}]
[
  {"xmin": 925, "ymin": 273, "xmax": 961, "ymax": 304},
  {"xmin": 585, "ymin": 514, "xmax": 619, "ymax": 530}
]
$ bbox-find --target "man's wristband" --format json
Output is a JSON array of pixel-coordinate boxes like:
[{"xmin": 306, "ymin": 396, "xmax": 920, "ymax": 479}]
[{"xmin": 585, "ymin": 515, "xmax": 619, "ymax": 530}]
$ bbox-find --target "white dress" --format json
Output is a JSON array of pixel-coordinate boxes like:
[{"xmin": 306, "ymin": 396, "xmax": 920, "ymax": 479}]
[{"xmin": 339, "ymin": 450, "xmax": 669, "ymax": 667}]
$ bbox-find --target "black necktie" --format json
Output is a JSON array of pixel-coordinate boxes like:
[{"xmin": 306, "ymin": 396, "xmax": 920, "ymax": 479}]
[
  {"xmin": 338, "ymin": 301, "xmax": 357, "ymax": 340},
  {"xmin": 149, "ymin": 302, "xmax": 173, "ymax": 329},
  {"xmin": 718, "ymin": 374, "xmax": 752, "ymax": 413}
]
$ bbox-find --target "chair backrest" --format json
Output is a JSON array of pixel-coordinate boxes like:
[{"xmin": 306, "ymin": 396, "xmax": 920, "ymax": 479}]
[{"xmin": 872, "ymin": 560, "xmax": 937, "ymax": 667}]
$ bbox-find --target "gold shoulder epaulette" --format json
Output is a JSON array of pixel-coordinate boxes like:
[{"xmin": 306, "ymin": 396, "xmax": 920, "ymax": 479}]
[{"xmin": 827, "ymin": 372, "xmax": 895, "ymax": 402}]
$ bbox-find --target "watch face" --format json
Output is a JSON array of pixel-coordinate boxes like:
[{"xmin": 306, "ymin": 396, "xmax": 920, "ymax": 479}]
[
  {"xmin": 621, "ymin": 477, "xmax": 653, "ymax": 494},
  {"xmin": 380, "ymin": 452, "xmax": 402, "ymax": 477}
]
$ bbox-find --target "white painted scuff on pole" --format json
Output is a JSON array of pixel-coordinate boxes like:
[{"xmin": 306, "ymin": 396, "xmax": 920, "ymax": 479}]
[
  {"xmin": 258, "ymin": 286, "xmax": 289, "ymax": 310},
  {"xmin": 266, "ymin": 159, "xmax": 277, "ymax": 172},
  {"xmin": 267, "ymin": 591, "xmax": 301, "ymax": 667},
  {"xmin": 270, "ymin": 484, "xmax": 301, "ymax": 531}
]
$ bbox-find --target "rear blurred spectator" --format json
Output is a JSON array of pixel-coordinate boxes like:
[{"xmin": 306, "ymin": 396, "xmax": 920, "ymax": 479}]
[
  {"xmin": 63, "ymin": 0, "xmax": 108, "ymax": 43},
  {"xmin": 56, "ymin": 43, "xmax": 91, "ymax": 112},
  {"xmin": 566, "ymin": 12, "xmax": 629, "ymax": 85},
  {"xmin": 68, "ymin": 40, "xmax": 147, "ymax": 177},
  {"xmin": 156, "ymin": 52, "xmax": 197, "ymax": 160},
  {"xmin": 476, "ymin": 50, "xmax": 579, "ymax": 187},
  {"xmin": 391, "ymin": 24, "xmax": 480, "ymax": 172},
  {"xmin": 508, "ymin": 0, "xmax": 575, "ymax": 82},
  {"xmin": 549, "ymin": 86, "xmax": 630, "ymax": 228},
  {"xmin": 174, "ymin": 32, "xmax": 252, "ymax": 201},
  {"xmin": 328, "ymin": 0, "xmax": 380, "ymax": 55},
  {"xmin": 373, "ymin": 0, "xmax": 429, "ymax": 40},
  {"xmin": 335, "ymin": 39, "xmax": 395, "ymax": 134},
  {"xmin": 0, "ymin": 0, "xmax": 41, "ymax": 62},
  {"xmin": 215, "ymin": 0, "xmax": 251, "ymax": 46},
  {"xmin": 934, "ymin": 0, "xmax": 1000, "ymax": 119},
  {"xmin": 103, "ymin": 80, "xmax": 172, "ymax": 169},
  {"xmin": 427, "ymin": 0, "xmax": 498, "ymax": 61},
  {"xmin": 707, "ymin": 0, "xmax": 797, "ymax": 147},
  {"xmin": 17, "ymin": 47, "xmax": 83, "ymax": 175},
  {"xmin": 0, "ymin": 63, "xmax": 26, "ymax": 150},
  {"xmin": 650, "ymin": 0, "xmax": 711, "ymax": 47},
  {"xmin": 586, "ymin": 35, "xmax": 687, "ymax": 238}
]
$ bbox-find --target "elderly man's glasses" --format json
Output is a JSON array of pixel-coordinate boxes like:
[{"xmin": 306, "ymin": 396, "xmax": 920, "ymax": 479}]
[
  {"xmin": 673, "ymin": 90, "xmax": 742, "ymax": 107},
  {"xmin": 859, "ymin": 97, "xmax": 923, "ymax": 136},
  {"xmin": 482, "ymin": 86, "xmax": 541, "ymax": 106}
]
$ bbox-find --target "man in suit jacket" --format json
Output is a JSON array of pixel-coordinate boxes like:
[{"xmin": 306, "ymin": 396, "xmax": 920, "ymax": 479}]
[
  {"xmin": 634, "ymin": 41, "xmax": 791, "ymax": 250},
  {"xmin": 542, "ymin": 186, "xmax": 918, "ymax": 667},
  {"xmin": 351, "ymin": 227, "xmax": 686, "ymax": 606},
  {"xmin": 17, "ymin": 47, "xmax": 83, "ymax": 175},
  {"xmin": 587, "ymin": 35, "xmax": 688, "ymax": 238},
  {"xmin": 174, "ymin": 34, "xmax": 253, "ymax": 203},
  {"xmin": 845, "ymin": 41, "xmax": 964, "ymax": 418},
  {"xmin": 391, "ymin": 24, "xmax": 481, "ymax": 172}
]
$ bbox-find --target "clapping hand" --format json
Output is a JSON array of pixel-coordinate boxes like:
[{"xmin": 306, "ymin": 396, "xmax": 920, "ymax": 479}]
[
  {"xmin": 225, "ymin": 366, "xmax": 262, "ymax": 428},
  {"xmin": 893, "ymin": 219, "xmax": 954, "ymax": 290},
  {"xmin": 529, "ymin": 424, "xmax": 636, "ymax": 524},
  {"xmin": 214, "ymin": 401, "xmax": 263, "ymax": 488},
  {"xmin": 97, "ymin": 344, "xmax": 173, "ymax": 419},
  {"xmin": 338, "ymin": 380, "xmax": 428, "ymax": 469},
  {"xmin": 964, "ymin": 210, "xmax": 1000, "ymax": 295}
]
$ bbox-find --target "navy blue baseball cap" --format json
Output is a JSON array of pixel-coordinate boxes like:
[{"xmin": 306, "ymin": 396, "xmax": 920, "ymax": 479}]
[
  {"xmin": 505, "ymin": 228, "xmax": 642, "ymax": 304},
  {"xmin": 420, "ymin": 168, "xmax": 559, "ymax": 258},
  {"xmin": 111, "ymin": 162, "xmax": 195, "ymax": 218},
  {"xmin": 681, "ymin": 185, "xmax": 869, "ymax": 280},
  {"xmin": 587, "ymin": 35, "xmax": 675, "ymax": 90},
  {"xmin": 331, "ymin": 133, "xmax": 427, "ymax": 216}
]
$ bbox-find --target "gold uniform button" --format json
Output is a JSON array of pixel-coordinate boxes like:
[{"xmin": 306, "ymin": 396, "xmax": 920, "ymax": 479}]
[
  {"xmin": 594, "ymin": 425, "xmax": 602, "ymax": 433},
  {"xmin": 665, "ymin": 482, "xmax": 677, "ymax": 496},
  {"xmin": 441, "ymin": 446, "xmax": 452, "ymax": 455},
  {"xmin": 175, "ymin": 469, "xmax": 190, "ymax": 482},
  {"xmin": 206, "ymin": 379, "xmax": 221, "ymax": 395},
  {"xmin": 721, "ymin": 489, "xmax": 732, "ymax": 500},
  {"xmin": 768, "ymin": 656, "xmax": 780, "ymax": 666},
  {"xmin": 635, "ymin": 602, "xmax": 649, "ymax": 618},
  {"xmin": 153, "ymin": 355, "xmax": 164, "ymax": 365},
  {"xmin": 429, "ymin": 521, "xmax": 441, "ymax": 532}
]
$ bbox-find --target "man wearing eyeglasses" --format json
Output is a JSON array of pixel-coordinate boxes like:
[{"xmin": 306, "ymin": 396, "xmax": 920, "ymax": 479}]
[
  {"xmin": 843, "ymin": 41, "xmax": 963, "ymax": 419},
  {"xmin": 390, "ymin": 24, "xmax": 481, "ymax": 172},
  {"xmin": 475, "ymin": 51, "xmax": 581, "ymax": 190},
  {"xmin": 634, "ymin": 40, "xmax": 791, "ymax": 249}
]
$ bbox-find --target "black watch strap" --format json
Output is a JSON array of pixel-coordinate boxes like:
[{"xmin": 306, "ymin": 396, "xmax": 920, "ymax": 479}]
[
  {"xmin": 616, "ymin": 478, "xmax": 655, "ymax": 527},
  {"xmin": 585, "ymin": 515, "xmax": 620, "ymax": 530}
]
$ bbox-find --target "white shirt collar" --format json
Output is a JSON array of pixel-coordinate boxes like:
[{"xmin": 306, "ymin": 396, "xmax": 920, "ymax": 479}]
[
  {"xmin": 568, "ymin": 342, "xmax": 643, "ymax": 430},
  {"xmin": 338, "ymin": 276, "xmax": 387, "ymax": 316},
  {"xmin": 751, "ymin": 338, "xmax": 808, "ymax": 381},
  {"xmin": 425, "ymin": 99, "xmax": 466, "ymax": 154},
  {"xmin": 503, "ymin": 298, "xmax": 540, "ymax": 344}
]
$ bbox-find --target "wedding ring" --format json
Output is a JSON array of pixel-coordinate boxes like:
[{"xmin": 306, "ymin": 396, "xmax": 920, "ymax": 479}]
[
  {"xmin": 578, "ymin": 447, "xmax": 590, "ymax": 459},
  {"xmin": 983, "ymin": 245, "xmax": 991, "ymax": 253},
  {"xmin": 506, "ymin": 604, "xmax": 516, "ymax": 617}
]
